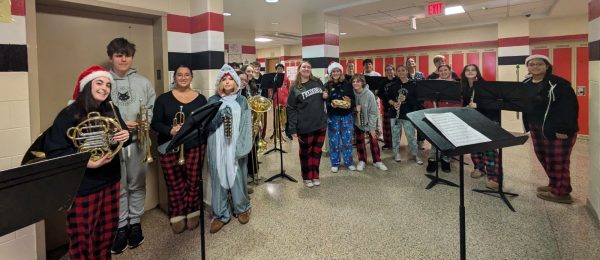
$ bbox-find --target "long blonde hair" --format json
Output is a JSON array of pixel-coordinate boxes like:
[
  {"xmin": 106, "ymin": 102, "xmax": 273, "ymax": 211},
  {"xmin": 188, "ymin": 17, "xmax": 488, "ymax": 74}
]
[
  {"xmin": 217, "ymin": 73, "xmax": 240, "ymax": 96},
  {"xmin": 293, "ymin": 61, "xmax": 320, "ymax": 89}
]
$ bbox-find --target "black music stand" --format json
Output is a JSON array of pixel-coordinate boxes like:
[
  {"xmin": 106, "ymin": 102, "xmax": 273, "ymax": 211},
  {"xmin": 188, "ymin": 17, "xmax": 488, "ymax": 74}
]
[
  {"xmin": 261, "ymin": 73, "xmax": 286, "ymax": 155},
  {"xmin": 262, "ymin": 73, "xmax": 297, "ymax": 183},
  {"xmin": 416, "ymin": 80, "xmax": 462, "ymax": 189},
  {"xmin": 1, "ymin": 152, "xmax": 89, "ymax": 236},
  {"xmin": 407, "ymin": 107, "xmax": 528, "ymax": 260},
  {"xmin": 471, "ymin": 81, "xmax": 534, "ymax": 211},
  {"xmin": 161, "ymin": 101, "xmax": 222, "ymax": 260}
]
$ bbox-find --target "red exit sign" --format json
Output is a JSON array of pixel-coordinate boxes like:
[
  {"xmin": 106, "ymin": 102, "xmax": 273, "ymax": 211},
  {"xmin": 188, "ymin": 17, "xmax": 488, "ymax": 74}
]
[{"xmin": 427, "ymin": 1, "xmax": 444, "ymax": 16}]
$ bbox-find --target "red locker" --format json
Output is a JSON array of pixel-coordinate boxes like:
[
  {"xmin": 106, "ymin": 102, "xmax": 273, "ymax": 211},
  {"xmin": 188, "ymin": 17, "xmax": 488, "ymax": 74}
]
[
  {"xmin": 553, "ymin": 48, "xmax": 572, "ymax": 82},
  {"xmin": 482, "ymin": 52, "xmax": 496, "ymax": 80},
  {"xmin": 451, "ymin": 53, "xmax": 464, "ymax": 78},
  {"xmin": 374, "ymin": 57, "xmax": 384, "ymax": 75},
  {"xmin": 356, "ymin": 58, "xmax": 363, "ymax": 74},
  {"xmin": 395, "ymin": 56, "xmax": 405, "ymax": 68},
  {"xmin": 532, "ymin": 49, "xmax": 550, "ymax": 57},
  {"xmin": 467, "ymin": 52, "xmax": 479, "ymax": 67},
  {"xmin": 339, "ymin": 59, "xmax": 347, "ymax": 72},
  {"xmin": 419, "ymin": 55, "xmax": 429, "ymax": 75},
  {"xmin": 576, "ymin": 47, "xmax": 589, "ymax": 134}
]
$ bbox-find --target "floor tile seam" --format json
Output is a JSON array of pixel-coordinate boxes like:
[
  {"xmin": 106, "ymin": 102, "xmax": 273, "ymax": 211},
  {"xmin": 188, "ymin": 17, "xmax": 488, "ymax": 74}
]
[{"xmin": 542, "ymin": 202, "xmax": 566, "ymax": 260}]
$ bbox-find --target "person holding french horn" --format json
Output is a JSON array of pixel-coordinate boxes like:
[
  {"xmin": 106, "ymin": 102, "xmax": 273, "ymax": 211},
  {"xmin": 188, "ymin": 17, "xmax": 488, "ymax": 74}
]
[
  {"xmin": 44, "ymin": 65, "xmax": 130, "ymax": 259},
  {"xmin": 151, "ymin": 65, "xmax": 208, "ymax": 234}
]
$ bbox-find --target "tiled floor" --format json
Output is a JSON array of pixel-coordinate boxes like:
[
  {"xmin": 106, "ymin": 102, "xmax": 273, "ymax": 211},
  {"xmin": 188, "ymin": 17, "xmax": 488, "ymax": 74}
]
[{"xmin": 64, "ymin": 137, "xmax": 599, "ymax": 259}]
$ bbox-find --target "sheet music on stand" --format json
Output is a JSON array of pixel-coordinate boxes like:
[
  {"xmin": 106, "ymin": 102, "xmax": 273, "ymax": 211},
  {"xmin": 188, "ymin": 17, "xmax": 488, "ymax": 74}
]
[{"xmin": 424, "ymin": 112, "xmax": 491, "ymax": 147}]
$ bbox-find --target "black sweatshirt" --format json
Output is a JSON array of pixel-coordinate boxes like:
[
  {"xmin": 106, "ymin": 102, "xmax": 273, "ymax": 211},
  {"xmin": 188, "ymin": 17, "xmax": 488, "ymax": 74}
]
[
  {"xmin": 387, "ymin": 79, "xmax": 419, "ymax": 119},
  {"xmin": 522, "ymin": 74, "xmax": 579, "ymax": 140},
  {"xmin": 287, "ymin": 79, "xmax": 328, "ymax": 134},
  {"xmin": 151, "ymin": 91, "xmax": 207, "ymax": 149},
  {"xmin": 325, "ymin": 80, "xmax": 355, "ymax": 116},
  {"xmin": 377, "ymin": 77, "xmax": 399, "ymax": 114},
  {"xmin": 45, "ymin": 103, "xmax": 130, "ymax": 196}
]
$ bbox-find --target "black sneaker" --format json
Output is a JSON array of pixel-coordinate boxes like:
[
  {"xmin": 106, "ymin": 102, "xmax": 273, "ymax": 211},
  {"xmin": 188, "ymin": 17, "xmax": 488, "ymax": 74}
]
[
  {"xmin": 426, "ymin": 160, "xmax": 437, "ymax": 173},
  {"xmin": 111, "ymin": 226, "xmax": 129, "ymax": 254},
  {"xmin": 441, "ymin": 160, "xmax": 451, "ymax": 172},
  {"xmin": 128, "ymin": 223, "xmax": 145, "ymax": 249}
]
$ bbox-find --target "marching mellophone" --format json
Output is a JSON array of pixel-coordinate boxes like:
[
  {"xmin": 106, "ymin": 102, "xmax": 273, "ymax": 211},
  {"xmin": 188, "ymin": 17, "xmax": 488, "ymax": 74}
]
[
  {"xmin": 136, "ymin": 99, "xmax": 154, "ymax": 163},
  {"xmin": 66, "ymin": 101, "xmax": 124, "ymax": 161},
  {"xmin": 173, "ymin": 106, "xmax": 186, "ymax": 165}
]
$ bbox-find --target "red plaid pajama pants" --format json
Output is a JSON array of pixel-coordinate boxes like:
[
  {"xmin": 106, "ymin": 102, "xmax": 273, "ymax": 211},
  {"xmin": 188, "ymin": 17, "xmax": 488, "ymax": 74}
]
[
  {"xmin": 298, "ymin": 128, "xmax": 327, "ymax": 180},
  {"xmin": 159, "ymin": 145, "xmax": 205, "ymax": 218},
  {"xmin": 382, "ymin": 112, "xmax": 392, "ymax": 147},
  {"xmin": 529, "ymin": 124, "xmax": 577, "ymax": 196},
  {"xmin": 354, "ymin": 126, "xmax": 382, "ymax": 163},
  {"xmin": 67, "ymin": 181, "xmax": 119, "ymax": 260}
]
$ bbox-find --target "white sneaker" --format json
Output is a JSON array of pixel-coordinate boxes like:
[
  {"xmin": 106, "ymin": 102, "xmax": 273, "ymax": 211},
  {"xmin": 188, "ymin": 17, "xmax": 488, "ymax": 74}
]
[
  {"xmin": 312, "ymin": 179, "xmax": 321, "ymax": 186},
  {"xmin": 416, "ymin": 156, "xmax": 424, "ymax": 165},
  {"xmin": 348, "ymin": 165, "xmax": 357, "ymax": 171},
  {"xmin": 304, "ymin": 180, "xmax": 314, "ymax": 188},
  {"xmin": 394, "ymin": 154, "xmax": 402, "ymax": 162},
  {"xmin": 374, "ymin": 162, "xmax": 388, "ymax": 171},
  {"xmin": 357, "ymin": 161, "xmax": 366, "ymax": 171},
  {"xmin": 331, "ymin": 166, "xmax": 339, "ymax": 173}
]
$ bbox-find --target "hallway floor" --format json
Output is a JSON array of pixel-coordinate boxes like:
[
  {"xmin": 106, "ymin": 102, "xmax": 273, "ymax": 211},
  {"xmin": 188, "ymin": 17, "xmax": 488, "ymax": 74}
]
[{"xmin": 105, "ymin": 137, "xmax": 599, "ymax": 259}]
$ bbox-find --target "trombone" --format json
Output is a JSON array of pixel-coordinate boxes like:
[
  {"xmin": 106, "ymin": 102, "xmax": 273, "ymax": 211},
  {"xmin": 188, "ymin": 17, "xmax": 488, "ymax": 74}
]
[{"xmin": 173, "ymin": 105, "xmax": 185, "ymax": 165}]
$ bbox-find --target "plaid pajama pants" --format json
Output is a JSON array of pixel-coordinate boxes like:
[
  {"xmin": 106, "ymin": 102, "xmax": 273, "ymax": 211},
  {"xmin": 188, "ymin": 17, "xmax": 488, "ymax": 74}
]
[
  {"xmin": 159, "ymin": 146, "xmax": 205, "ymax": 218},
  {"xmin": 382, "ymin": 112, "xmax": 393, "ymax": 147},
  {"xmin": 529, "ymin": 124, "xmax": 577, "ymax": 196},
  {"xmin": 471, "ymin": 149, "xmax": 501, "ymax": 182},
  {"xmin": 298, "ymin": 128, "xmax": 327, "ymax": 180},
  {"xmin": 67, "ymin": 181, "xmax": 119, "ymax": 260},
  {"xmin": 354, "ymin": 126, "xmax": 382, "ymax": 163}
]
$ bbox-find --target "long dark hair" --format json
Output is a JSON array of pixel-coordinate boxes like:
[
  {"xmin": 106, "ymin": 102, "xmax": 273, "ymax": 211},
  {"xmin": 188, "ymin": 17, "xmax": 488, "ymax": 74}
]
[
  {"xmin": 72, "ymin": 81, "xmax": 115, "ymax": 122},
  {"xmin": 460, "ymin": 64, "xmax": 485, "ymax": 102}
]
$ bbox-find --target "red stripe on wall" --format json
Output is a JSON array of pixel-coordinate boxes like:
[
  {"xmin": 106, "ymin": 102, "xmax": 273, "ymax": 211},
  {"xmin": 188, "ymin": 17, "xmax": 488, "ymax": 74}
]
[
  {"xmin": 374, "ymin": 57, "xmax": 384, "ymax": 75},
  {"xmin": 530, "ymin": 34, "xmax": 588, "ymax": 44},
  {"xmin": 590, "ymin": 0, "xmax": 600, "ymax": 21},
  {"xmin": 302, "ymin": 33, "xmax": 339, "ymax": 47},
  {"xmin": 482, "ymin": 52, "xmax": 497, "ymax": 80},
  {"xmin": 167, "ymin": 14, "xmax": 192, "ymax": 33},
  {"xmin": 242, "ymin": 45, "xmax": 256, "ymax": 54},
  {"xmin": 553, "ymin": 48, "xmax": 572, "ymax": 82},
  {"xmin": 418, "ymin": 55, "xmax": 429, "ymax": 75},
  {"xmin": 256, "ymin": 58, "xmax": 266, "ymax": 62},
  {"xmin": 467, "ymin": 52, "xmax": 479, "ymax": 67},
  {"xmin": 532, "ymin": 48, "xmax": 550, "ymax": 57},
  {"xmin": 498, "ymin": 36, "xmax": 530, "ymax": 47},
  {"xmin": 576, "ymin": 46, "xmax": 589, "ymax": 134},
  {"xmin": 395, "ymin": 56, "xmax": 405, "ymax": 68},
  {"xmin": 356, "ymin": 58, "xmax": 363, "ymax": 74},
  {"xmin": 11, "ymin": 0, "xmax": 25, "ymax": 16},
  {"xmin": 191, "ymin": 12, "xmax": 224, "ymax": 33},
  {"xmin": 452, "ymin": 53, "xmax": 464, "ymax": 77},
  {"xmin": 340, "ymin": 40, "xmax": 498, "ymax": 56}
]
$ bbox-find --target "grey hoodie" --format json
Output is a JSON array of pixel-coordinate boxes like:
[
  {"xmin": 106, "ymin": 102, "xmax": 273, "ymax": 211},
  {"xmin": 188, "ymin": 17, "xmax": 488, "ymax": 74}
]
[
  {"xmin": 353, "ymin": 85, "xmax": 378, "ymax": 131},
  {"xmin": 110, "ymin": 68, "xmax": 156, "ymax": 125}
]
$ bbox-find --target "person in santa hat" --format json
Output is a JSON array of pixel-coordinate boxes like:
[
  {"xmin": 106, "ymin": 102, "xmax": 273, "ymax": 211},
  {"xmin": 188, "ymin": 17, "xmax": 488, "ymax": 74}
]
[{"xmin": 44, "ymin": 65, "xmax": 130, "ymax": 259}]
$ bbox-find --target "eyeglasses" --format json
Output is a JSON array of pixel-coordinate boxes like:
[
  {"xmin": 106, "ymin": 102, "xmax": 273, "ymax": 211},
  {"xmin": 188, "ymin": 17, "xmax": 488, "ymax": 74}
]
[{"xmin": 176, "ymin": 74, "xmax": 192, "ymax": 78}]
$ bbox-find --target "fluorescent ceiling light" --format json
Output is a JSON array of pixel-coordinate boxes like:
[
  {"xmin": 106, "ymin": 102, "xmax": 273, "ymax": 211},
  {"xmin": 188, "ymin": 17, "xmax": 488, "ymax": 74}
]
[
  {"xmin": 340, "ymin": 32, "xmax": 347, "ymax": 35},
  {"xmin": 255, "ymin": 37, "xmax": 273, "ymax": 42},
  {"xmin": 444, "ymin": 5, "xmax": 465, "ymax": 15},
  {"xmin": 223, "ymin": 12, "xmax": 232, "ymax": 16},
  {"xmin": 265, "ymin": 0, "xmax": 279, "ymax": 3},
  {"xmin": 271, "ymin": 22, "xmax": 279, "ymax": 25}
]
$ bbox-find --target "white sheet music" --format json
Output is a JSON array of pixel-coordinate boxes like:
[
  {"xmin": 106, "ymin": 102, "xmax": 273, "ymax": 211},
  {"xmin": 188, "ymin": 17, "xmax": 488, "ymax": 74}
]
[{"xmin": 424, "ymin": 112, "xmax": 491, "ymax": 147}]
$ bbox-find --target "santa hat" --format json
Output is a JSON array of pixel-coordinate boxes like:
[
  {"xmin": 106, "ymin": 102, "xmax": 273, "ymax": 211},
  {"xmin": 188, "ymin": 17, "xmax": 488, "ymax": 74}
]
[
  {"xmin": 525, "ymin": 54, "xmax": 551, "ymax": 66},
  {"xmin": 327, "ymin": 62, "xmax": 343, "ymax": 75},
  {"xmin": 69, "ymin": 65, "xmax": 115, "ymax": 104},
  {"xmin": 215, "ymin": 64, "xmax": 241, "ymax": 88}
]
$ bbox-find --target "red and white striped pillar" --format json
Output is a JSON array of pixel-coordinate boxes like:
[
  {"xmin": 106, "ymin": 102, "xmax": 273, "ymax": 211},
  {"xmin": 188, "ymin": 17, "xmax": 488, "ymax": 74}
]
[
  {"xmin": 167, "ymin": 0, "xmax": 224, "ymax": 95},
  {"xmin": 301, "ymin": 13, "xmax": 339, "ymax": 79}
]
